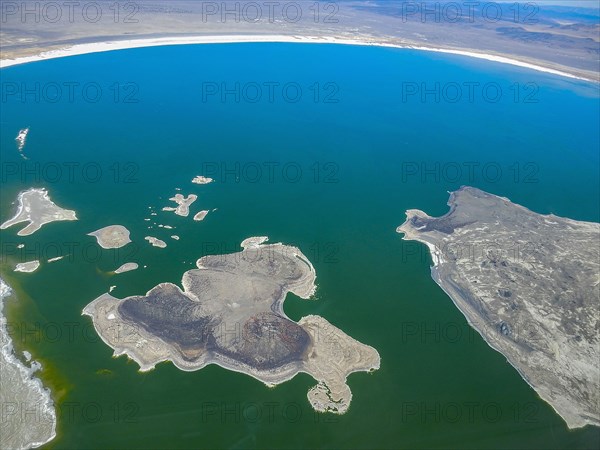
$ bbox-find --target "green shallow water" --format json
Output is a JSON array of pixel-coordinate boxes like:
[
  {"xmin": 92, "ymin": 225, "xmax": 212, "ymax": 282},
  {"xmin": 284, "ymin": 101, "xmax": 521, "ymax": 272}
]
[{"xmin": 0, "ymin": 43, "xmax": 599, "ymax": 449}]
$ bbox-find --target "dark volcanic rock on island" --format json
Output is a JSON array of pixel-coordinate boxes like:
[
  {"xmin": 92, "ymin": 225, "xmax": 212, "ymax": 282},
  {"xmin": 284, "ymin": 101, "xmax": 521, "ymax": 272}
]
[
  {"xmin": 117, "ymin": 285, "xmax": 310, "ymax": 368},
  {"xmin": 397, "ymin": 186, "xmax": 600, "ymax": 429},
  {"xmin": 83, "ymin": 237, "xmax": 380, "ymax": 414}
]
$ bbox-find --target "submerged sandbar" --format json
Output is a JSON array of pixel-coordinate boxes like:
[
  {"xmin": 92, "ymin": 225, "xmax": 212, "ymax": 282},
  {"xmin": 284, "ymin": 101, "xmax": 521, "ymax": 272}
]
[{"xmin": 83, "ymin": 237, "xmax": 380, "ymax": 414}]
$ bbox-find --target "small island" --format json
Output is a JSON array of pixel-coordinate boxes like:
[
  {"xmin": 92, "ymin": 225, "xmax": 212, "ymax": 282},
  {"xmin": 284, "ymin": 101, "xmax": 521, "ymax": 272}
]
[
  {"xmin": 397, "ymin": 186, "xmax": 600, "ymax": 429},
  {"xmin": 191, "ymin": 176, "xmax": 213, "ymax": 185},
  {"xmin": 15, "ymin": 127, "xmax": 29, "ymax": 157},
  {"xmin": 14, "ymin": 261, "xmax": 40, "ymax": 273},
  {"xmin": 88, "ymin": 225, "xmax": 131, "ymax": 249},
  {"xmin": 1, "ymin": 188, "xmax": 77, "ymax": 236},
  {"xmin": 83, "ymin": 237, "xmax": 380, "ymax": 414},
  {"xmin": 163, "ymin": 194, "xmax": 197, "ymax": 217},
  {"xmin": 193, "ymin": 210, "xmax": 209, "ymax": 222},
  {"xmin": 114, "ymin": 263, "xmax": 139, "ymax": 274},
  {"xmin": 145, "ymin": 236, "xmax": 167, "ymax": 248}
]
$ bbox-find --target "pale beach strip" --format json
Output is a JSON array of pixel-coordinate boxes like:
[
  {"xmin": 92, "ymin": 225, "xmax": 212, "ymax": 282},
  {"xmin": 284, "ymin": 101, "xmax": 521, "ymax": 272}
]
[
  {"xmin": 0, "ymin": 34, "xmax": 594, "ymax": 82},
  {"xmin": 0, "ymin": 278, "xmax": 57, "ymax": 449}
]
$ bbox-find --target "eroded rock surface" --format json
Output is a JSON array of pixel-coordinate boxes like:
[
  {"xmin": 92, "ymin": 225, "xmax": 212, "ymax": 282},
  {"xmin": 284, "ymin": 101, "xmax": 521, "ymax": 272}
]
[
  {"xmin": 83, "ymin": 237, "xmax": 379, "ymax": 413},
  {"xmin": 397, "ymin": 186, "xmax": 600, "ymax": 429}
]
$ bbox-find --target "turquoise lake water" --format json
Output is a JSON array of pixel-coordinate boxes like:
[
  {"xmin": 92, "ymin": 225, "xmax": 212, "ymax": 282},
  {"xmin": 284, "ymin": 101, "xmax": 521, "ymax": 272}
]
[{"xmin": 0, "ymin": 43, "xmax": 598, "ymax": 449}]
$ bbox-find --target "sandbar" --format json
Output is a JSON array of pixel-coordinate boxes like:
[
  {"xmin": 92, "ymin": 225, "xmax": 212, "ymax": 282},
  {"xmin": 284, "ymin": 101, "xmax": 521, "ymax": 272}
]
[
  {"xmin": 240, "ymin": 236, "xmax": 269, "ymax": 249},
  {"xmin": 114, "ymin": 263, "xmax": 139, "ymax": 274}
]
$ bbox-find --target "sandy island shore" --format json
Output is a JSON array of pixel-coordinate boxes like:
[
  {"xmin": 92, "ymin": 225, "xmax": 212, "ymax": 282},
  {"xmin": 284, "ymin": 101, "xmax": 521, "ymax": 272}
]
[{"xmin": 0, "ymin": 35, "xmax": 594, "ymax": 82}]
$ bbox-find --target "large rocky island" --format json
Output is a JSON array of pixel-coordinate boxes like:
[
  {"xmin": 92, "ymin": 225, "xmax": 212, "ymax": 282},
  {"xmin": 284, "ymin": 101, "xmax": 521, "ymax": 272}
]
[
  {"xmin": 83, "ymin": 237, "xmax": 380, "ymax": 414},
  {"xmin": 397, "ymin": 186, "xmax": 599, "ymax": 429}
]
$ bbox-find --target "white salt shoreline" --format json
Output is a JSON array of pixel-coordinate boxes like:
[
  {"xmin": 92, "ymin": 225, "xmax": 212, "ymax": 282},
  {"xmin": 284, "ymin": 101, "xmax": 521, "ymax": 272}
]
[
  {"xmin": 0, "ymin": 278, "xmax": 57, "ymax": 449},
  {"xmin": 0, "ymin": 35, "xmax": 593, "ymax": 82}
]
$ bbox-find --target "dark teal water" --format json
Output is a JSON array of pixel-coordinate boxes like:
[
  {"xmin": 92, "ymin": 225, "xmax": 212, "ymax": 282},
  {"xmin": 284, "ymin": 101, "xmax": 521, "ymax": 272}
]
[{"xmin": 0, "ymin": 43, "xmax": 598, "ymax": 449}]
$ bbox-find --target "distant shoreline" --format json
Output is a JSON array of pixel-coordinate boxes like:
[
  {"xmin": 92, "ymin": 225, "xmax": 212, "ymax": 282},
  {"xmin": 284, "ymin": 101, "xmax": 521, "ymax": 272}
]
[{"xmin": 0, "ymin": 34, "xmax": 595, "ymax": 82}]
